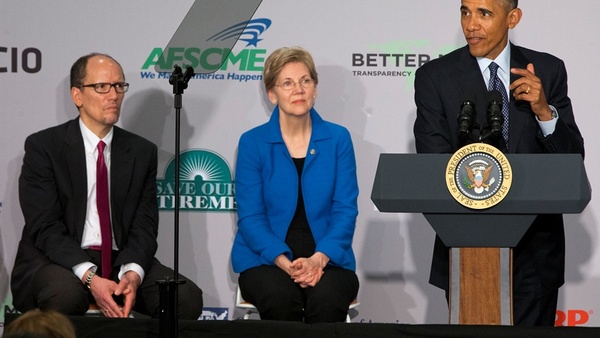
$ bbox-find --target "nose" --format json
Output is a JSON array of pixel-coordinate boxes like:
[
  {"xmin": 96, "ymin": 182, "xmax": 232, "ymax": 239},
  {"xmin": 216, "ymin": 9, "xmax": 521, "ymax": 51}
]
[
  {"xmin": 465, "ymin": 16, "xmax": 480, "ymax": 31},
  {"xmin": 292, "ymin": 83, "xmax": 306, "ymax": 94}
]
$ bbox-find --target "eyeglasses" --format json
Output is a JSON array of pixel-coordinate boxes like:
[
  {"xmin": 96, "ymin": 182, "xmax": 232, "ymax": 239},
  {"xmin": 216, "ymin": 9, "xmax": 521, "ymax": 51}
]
[
  {"xmin": 274, "ymin": 78, "xmax": 315, "ymax": 91},
  {"xmin": 80, "ymin": 82, "xmax": 129, "ymax": 94}
]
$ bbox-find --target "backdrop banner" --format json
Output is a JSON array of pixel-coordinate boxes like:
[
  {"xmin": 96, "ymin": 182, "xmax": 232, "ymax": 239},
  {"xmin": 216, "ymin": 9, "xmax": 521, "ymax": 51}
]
[{"xmin": 1, "ymin": 0, "xmax": 598, "ymax": 329}]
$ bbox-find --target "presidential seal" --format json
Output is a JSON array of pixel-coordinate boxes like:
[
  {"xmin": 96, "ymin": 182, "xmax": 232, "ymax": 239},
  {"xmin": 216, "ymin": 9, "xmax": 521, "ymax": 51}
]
[{"xmin": 445, "ymin": 143, "xmax": 512, "ymax": 209}]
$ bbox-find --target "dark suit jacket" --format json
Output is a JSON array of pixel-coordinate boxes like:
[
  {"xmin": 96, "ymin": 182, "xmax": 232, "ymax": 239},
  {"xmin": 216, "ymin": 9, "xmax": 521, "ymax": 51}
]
[
  {"xmin": 11, "ymin": 118, "xmax": 159, "ymax": 310},
  {"xmin": 413, "ymin": 44, "xmax": 584, "ymax": 292}
]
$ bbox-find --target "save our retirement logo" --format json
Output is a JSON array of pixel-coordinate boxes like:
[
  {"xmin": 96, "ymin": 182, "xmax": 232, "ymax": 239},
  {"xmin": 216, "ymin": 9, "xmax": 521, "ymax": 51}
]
[
  {"xmin": 445, "ymin": 143, "xmax": 512, "ymax": 209},
  {"xmin": 157, "ymin": 149, "xmax": 236, "ymax": 212}
]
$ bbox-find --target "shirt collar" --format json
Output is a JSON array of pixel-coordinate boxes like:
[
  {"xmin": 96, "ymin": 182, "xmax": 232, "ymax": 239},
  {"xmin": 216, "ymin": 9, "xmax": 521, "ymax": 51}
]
[
  {"xmin": 477, "ymin": 42, "xmax": 511, "ymax": 79},
  {"xmin": 79, "ymin": 118, "xmax": 114, "ymax": 153}
]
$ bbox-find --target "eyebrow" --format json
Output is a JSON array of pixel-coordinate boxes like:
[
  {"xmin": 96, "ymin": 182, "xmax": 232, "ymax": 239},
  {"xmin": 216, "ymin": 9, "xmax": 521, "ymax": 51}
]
[
  {"xmin": 460, "ymin": 5, "xmax": 493, "ymax": 15},
  {"xmin": 280, "ymin": 75, "xmax": 310, "ymax": 81}
]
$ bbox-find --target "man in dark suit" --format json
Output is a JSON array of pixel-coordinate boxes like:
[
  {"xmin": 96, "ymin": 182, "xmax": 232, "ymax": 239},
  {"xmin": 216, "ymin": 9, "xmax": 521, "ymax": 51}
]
[
  {"xmin": 413, "ymin": 0, "xmax": 584, "ymax": 326},
  {"xmin": 11, "ymin": 53, "xmax": 203, "ymax": 319}
]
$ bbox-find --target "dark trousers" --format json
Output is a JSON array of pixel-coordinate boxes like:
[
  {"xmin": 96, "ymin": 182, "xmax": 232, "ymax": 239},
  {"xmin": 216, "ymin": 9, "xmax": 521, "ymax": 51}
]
[
  {"xmin": 30, "ymin": 252, "xmax": 203, "ymax": 320},
  {"xmin": 512, "ymin": 252, "xmax": 559, "ymax": 326},
  {"xmin": 239, "ymin": 265, "xmax": 359, "ymax": 324}
]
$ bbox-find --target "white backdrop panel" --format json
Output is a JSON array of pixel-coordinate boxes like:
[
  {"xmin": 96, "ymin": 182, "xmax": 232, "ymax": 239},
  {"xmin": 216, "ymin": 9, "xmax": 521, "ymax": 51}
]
[{"xmin": 1, "ymin": 0, "xmax": 598, "ymax": 328}]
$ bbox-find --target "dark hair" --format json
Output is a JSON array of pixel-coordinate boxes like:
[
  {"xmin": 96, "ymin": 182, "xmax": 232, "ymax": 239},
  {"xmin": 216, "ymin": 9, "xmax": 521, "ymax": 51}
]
[
  {"xmin": 502, "ymin": 0, "xmax": 518, "ymax": 11},
  {"xmin": 69, "ymin": 52, "xmax": 123, "ymax": 88}
]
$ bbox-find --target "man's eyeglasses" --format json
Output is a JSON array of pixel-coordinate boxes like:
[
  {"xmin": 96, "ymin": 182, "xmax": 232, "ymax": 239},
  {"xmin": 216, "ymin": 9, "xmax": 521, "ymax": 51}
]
[
  {"xmin": 80, "ymin": 82, "xmax": 129, "ymax": 94},
  {"xmin": 274, "ymin": 78, "xmax": 315, "ymax": 91}
]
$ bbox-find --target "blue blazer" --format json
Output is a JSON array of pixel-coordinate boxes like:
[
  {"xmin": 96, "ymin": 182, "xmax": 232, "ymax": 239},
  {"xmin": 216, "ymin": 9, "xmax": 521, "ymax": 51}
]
[{"xmin": 231, "ymin": 107, "xmax": 359, "ymax": 273}]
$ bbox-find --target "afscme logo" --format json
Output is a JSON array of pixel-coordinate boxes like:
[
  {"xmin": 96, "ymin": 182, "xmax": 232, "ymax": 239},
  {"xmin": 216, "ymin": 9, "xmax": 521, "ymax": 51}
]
[{"xmin": 141, "ymin": 18, "xmax": 271, "ymax": 72}]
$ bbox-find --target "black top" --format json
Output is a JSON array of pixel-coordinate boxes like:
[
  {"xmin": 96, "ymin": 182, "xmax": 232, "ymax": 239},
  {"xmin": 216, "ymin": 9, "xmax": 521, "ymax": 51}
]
[{"xmin": 285, "ymin": 157, "xmax": 316, "ymax": 259}]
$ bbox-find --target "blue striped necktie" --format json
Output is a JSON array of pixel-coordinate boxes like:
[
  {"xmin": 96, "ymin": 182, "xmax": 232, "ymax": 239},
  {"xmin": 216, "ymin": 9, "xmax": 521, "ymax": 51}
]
[{"xmin": 488, "ymin": 62, "xmax": 509, "ymax": 147}]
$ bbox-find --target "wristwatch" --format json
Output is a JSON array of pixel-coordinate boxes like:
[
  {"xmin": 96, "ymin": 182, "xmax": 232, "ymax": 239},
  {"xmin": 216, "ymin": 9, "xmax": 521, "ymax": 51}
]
[
  {"xmin": 549, "ymin": 105, "xmax": 559, "ymax": 119},
  {"xmin": 85, "ymin": 269, "xmax": 96, "ymax": 289}
]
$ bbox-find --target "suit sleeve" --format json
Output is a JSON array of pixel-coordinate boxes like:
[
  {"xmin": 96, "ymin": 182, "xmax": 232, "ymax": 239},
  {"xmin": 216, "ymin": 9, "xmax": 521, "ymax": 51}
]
[
  {"xmin": 413, "ymin": 65, "xmax": 456, "ymax": 154},
  {"xmin": 113, "ymin": 143, "xmax": 159, "ymax": 273},
  {"xmin": 19, "ymin": 133, "xmax": 91, "ymax": 269},
  {"xmin": 538, "ymin": 59, "xmax": 585, "ymax": 158},
  {"xmin": 313, "ymin": 129, "xmax": 359, "ymax": 267}
]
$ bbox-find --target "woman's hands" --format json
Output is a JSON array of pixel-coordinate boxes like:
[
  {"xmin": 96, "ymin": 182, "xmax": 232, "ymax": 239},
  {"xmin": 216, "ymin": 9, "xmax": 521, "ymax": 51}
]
[{"xmin": 275, "ymin": 252, "xmax": 330, "ymax": 288}]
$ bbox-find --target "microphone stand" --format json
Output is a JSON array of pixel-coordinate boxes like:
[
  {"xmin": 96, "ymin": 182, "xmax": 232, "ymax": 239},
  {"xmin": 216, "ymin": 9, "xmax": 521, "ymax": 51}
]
[{"xmin": 157, "ymin": 64, "xmax": 195, "ymax": 338}]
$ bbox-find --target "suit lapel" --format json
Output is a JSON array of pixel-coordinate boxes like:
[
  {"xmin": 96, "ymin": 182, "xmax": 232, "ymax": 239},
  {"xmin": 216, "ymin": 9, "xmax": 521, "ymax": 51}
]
[
  {"xmin": 64, "ymin": 119, "xmax": 88, "ymax": 242},
  {"xmin": 508, "ymin": 44, "xmax": 532, "ymax": 153},
  {"xmin": 456, "ymin": 47, "xmax": 492, "ymax": 130},
  {"xmin": 110, "ymin": 127, "xmax": 133, "ymax": 246}
]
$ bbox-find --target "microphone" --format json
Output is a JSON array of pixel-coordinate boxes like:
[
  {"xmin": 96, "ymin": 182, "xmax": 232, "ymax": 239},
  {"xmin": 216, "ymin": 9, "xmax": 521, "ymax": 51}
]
[
  {"xmin": 457, "ymin": 97, "xmax": 476, "ymax": 135},
  {"xmin": 487, "ymin": 90, "xmax": 504, "ymax": 136},
  {"xmin": 169, "ymin": 64, "xmax": 183, "ymax": 85},
  {"xmin": 182, "ymin": 65, "xmax": 195, "ymax": 84},
  {"xmin": 457, "ymin": 94, "xmax": 477, "ymax": 148},
  {"xmin": 456, "ymin": 93, "xmax": 477, "ymax": 138},
  {"xmin": 457, "ymin": 95, "xmax": 475, "ymax": 136}
]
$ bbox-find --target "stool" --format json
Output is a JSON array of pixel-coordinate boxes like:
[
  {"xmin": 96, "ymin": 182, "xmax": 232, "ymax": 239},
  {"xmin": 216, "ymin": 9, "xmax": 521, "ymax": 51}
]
[
  {"xmin": 235, "ymin": 287, "xmax": 359, "ymax": 322},
  {"xmin": 235, "ymin": 287, "xmax": 260, "ymax": 320}
]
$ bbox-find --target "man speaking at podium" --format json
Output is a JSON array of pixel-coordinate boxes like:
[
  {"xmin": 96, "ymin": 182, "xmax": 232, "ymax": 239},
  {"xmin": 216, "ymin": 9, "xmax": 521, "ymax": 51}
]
[{"xmin": 413, "ymin": 0, "xmax": 584, "ymax": 326}]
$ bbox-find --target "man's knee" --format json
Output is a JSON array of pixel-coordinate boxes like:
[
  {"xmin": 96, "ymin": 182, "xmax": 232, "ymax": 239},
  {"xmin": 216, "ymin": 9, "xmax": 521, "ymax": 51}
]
[
  {"xmin": 36, "ymin": 282, "xmax": 89, "ymax": 315},
  {"xmin": 177, "ymin": 280, "xmax": 203, "ymax": 320},
  {"xmin": 33, "ymin": 265, "xmax": 89, "ymax": 315}
]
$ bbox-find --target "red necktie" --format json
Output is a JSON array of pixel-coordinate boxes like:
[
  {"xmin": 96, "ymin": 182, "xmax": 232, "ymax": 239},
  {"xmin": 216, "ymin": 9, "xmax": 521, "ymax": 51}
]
[{"xmin": 97, "ymin": 141, "xmax": 112, "ymax": 278}]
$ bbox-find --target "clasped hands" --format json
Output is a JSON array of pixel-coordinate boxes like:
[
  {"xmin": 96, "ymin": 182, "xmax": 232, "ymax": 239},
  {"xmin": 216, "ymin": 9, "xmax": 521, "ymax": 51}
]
[
  {"xmin": 275, "ymin": 252, "xmax": 329, "ymax": 288},
  {"xmin": 85, "ymin": 269, "xmax": 142, "ymax": 318}
]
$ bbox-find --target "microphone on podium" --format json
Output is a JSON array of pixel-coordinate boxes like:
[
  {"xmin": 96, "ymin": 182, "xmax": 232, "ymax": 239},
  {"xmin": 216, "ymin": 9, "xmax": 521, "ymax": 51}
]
[
  {"xmin": 486, "ymin": 90, "xmax": 504, "ymax": 136},
  {"xmin": 457, "ymin": 93, "xmax": 477, "ymax": 147},
  {"xmin": 458, "ymin": 99, "xmax": 476, "ymax": 135}
]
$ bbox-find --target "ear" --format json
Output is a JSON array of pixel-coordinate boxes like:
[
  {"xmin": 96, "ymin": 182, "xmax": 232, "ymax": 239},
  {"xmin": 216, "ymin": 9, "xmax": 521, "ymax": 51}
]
[
  {"xmin": 71, "ymin": 87, "xmax": 83, "ymax": 108},
  {"xmin": 267, "ymin": 89, "xmax": 277, "ymax": 105},
  {"xmin": 507, "ymin": 8, "xmax": 522, "ymax": 29}
]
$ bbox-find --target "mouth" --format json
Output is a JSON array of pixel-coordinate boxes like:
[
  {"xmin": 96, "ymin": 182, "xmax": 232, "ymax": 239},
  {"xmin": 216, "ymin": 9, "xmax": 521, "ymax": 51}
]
[{"xmin": 466, "ymin": 36, "xmax": 484, "ymax": 44}]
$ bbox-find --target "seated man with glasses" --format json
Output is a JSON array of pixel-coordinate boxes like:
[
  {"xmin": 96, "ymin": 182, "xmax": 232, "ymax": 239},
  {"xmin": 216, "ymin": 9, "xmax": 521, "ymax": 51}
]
[{"xmin": 11, "ymin": 52, "xmax": 203, "ymax": 319}]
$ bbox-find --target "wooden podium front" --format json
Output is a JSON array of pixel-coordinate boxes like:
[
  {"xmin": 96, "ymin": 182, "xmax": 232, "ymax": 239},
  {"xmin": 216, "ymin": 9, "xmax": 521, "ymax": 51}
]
[
  {"xmin": 452, "ymin": 247, "xmax": 508, "ymax": 324},
  {"xmin": 371, "ymin": 153, "xmax": 590, "ymax": 325}
]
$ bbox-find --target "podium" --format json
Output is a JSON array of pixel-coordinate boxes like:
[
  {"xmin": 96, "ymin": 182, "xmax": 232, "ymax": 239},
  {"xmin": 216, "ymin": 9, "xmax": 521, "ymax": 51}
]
[{"xmin": 371, "ymin": 153, "xmax": 591, "ymax": 325}]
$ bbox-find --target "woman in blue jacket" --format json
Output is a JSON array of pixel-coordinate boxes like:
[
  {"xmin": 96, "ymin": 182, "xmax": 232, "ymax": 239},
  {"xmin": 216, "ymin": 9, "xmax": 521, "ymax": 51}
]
[{"xmin": 231, "ymin": 47, "xmax": 359, "ymax": 323}]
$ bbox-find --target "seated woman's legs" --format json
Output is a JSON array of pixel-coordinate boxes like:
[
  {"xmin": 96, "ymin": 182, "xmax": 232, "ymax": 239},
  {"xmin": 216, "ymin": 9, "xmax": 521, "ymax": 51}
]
[
  {"xmin": 239, "ymin": 265, "xmax": 359, "ymax": 323},
  {"xmin": 239, "ymin": 265, "xmax": 304, "ymax": 321},
  {"xmin": 303, "ymin": 266, "xmax": 359, "ymax": 324}
]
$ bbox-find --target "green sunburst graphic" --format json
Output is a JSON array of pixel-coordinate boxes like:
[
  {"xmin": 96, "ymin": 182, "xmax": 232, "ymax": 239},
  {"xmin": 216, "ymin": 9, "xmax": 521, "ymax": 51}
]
[{"xmin": 179, "ymin": 153, "xmax": 228, "ymax": 181}]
